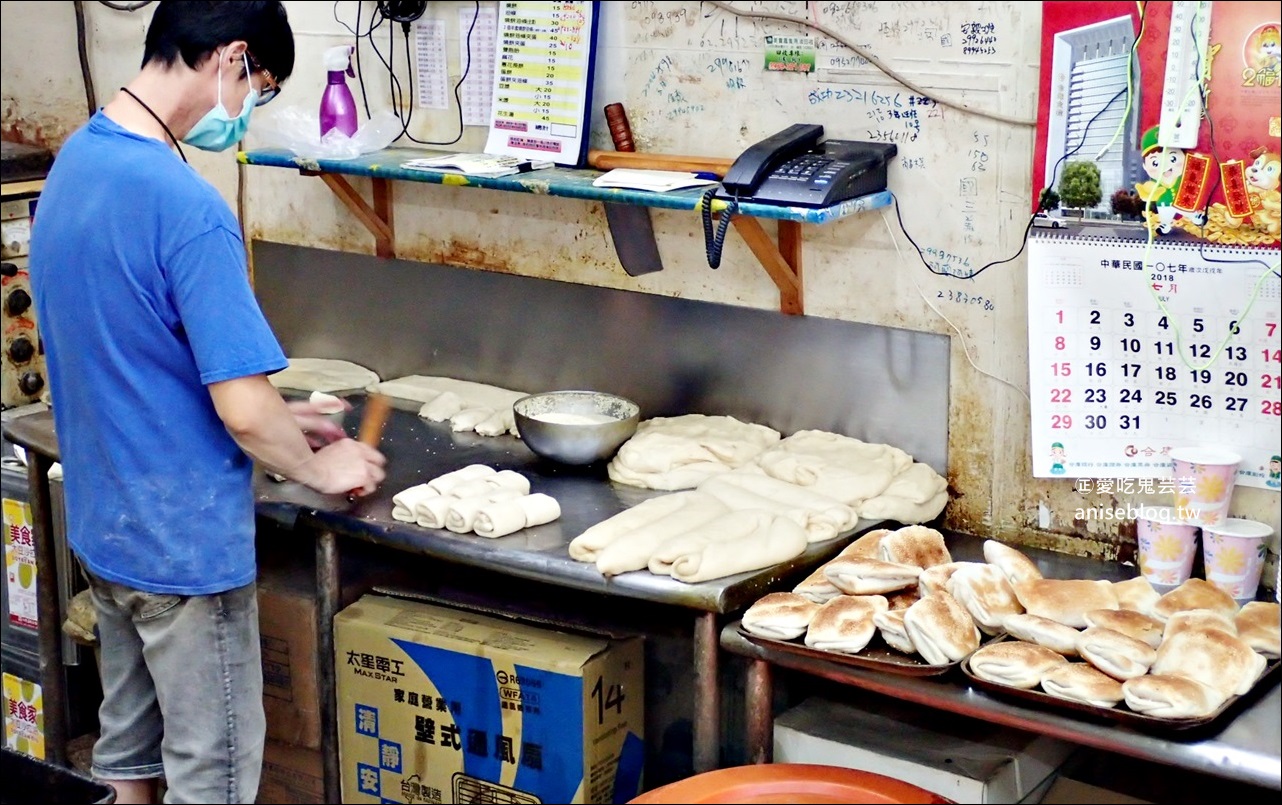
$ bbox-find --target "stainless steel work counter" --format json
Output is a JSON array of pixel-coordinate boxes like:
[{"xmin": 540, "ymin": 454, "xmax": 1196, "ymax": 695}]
[
  {"xmin": 296, "ymin": 397, "xmax": 879, "ymax": 614},
  {"xmin": 722, "ymin": 532, "xmax": 1282, "ymax": 791},
  {"xmin": 3, "ymin": 400, "xmax": 878, "ymax": 787}
]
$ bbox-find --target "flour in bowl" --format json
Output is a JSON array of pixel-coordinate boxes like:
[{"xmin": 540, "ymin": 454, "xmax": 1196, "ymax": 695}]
[{"xmin": 532, "ymin": 412, "xmax": 618, "ymax": 425}]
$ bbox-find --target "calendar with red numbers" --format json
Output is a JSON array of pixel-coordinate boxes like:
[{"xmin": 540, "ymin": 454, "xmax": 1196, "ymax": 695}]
[{"xmin": 1029, "ymin": 233, "xmax": 1282, "ymax": 490}]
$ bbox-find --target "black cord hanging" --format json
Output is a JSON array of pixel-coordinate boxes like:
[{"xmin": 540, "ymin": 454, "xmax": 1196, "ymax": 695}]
[{"xmin": 700, "ymin": 187, "xmax": 738, "ymax": 270}]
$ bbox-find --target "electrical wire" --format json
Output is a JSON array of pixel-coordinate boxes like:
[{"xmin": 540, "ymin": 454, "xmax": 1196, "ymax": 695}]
[
  {"xmin": 887, "ymin": 0, "xmax": 1144, "ymax": 281},
  {"xmin": 364, "ymin": 0, "xmax": 479, "ymax": 146},
  {"xmin": 891, "ymin": 83, "xmax": 1129, "ymax": 282},
  {"xmin": 704, "ymin": 0, "xmax": 1036, "ymax": 127},
  {"xmin": 74, "ymin": 0, "xmax": 98, "ymax": 116},
  {"xmin": 333, "ymin": 1, "xmax": 374, "ymax": 119},
  {"xmin": 882, "ymin": 212, "xmax": 1032, "ymax": 404},
  {"xmin": 97, "ymin": 0, "xmax": 152, "ymax": 10},
  {"xmin": 1094, "ymin": 1, "xmax": 1145, "ymax": 161},
  {"xmin": 1137, "ymin": 1, "xmax": 1281, "ymax": 373}
]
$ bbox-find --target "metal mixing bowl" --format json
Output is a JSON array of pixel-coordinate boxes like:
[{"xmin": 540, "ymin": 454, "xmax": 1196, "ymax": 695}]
[{"xmin": 513, "ymin": 390, "xmax": 640, "ymax": 465}]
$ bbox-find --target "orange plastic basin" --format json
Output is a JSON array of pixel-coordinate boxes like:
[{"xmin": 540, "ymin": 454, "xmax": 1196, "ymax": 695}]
[{"xmin": 628, "ymin": 764, "xmax": 954, "ymax": 804}]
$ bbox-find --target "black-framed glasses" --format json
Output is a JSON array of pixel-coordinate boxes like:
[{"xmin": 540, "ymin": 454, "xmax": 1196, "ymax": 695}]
[{"xmin": 245, "ymin": 53, "xmax": 280, "ymax": 107}]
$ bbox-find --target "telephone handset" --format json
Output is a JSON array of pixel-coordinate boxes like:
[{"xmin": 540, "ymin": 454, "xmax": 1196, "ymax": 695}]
[
  {"xmin": 721, "ymin": 123, "xmax": 825, "ymax": 197},
  {"xmin": 717, "ymin": 124, "xmax": 897, "ymax": 207},
  {"xmin": 701, "ymin": 124, "xmax": 897, "ymax": 267}
]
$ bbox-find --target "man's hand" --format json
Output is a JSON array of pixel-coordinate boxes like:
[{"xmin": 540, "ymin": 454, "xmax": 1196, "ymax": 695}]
[
  {"xmin": 286, "ymin": 399, "xmax": 350, "ymax": 448},
  {"xmin": 290, "ymin": 438, "xmax": 387, "ymax": 496}
]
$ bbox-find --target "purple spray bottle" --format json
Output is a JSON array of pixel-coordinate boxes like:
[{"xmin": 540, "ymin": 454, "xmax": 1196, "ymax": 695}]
[{"xmin": 320, "ymin": 45, "xmax": 358, "ymax": 138}]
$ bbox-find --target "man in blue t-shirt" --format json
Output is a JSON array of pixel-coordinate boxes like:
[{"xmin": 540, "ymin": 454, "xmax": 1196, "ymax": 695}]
[{"xmin": 29, "ymin": 3, "xmax": 385, "ymax": 803}]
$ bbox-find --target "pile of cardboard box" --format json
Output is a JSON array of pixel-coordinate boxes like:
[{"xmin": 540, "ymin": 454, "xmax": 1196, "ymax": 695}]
[
  {"xmin": 256, "ymin": 567, "xmax": 646, "ymax": 805},
  {"xmin": 256, "ymin": 567, "xmax": 325, "ymax": 804},
  {"xmin": 333, "ymin": 594, "xmax": 644, "ymax": 804}
]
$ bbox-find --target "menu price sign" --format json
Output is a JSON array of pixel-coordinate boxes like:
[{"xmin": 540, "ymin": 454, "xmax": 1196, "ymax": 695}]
[
  {"xmin": 1028, "ymin": 233, "xmax": 1282, "ymax": 489},
  {"xmin": 483, "ymin": 1, "xmax": 599, "ymax": 167}
]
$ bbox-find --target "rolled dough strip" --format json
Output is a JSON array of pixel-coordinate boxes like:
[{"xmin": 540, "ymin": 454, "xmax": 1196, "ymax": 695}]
[
  {"xmin": 474, "ymin": 409, "xmax": 512, "ymax": 437},
  {"xmin": 419, "ymin": 391, "xmax": 463, "ymax": 422},
  {"xmin": 607, "ymin": 460, "xmax": 735, "ymax": 491},
  {"xmin": 568, "ymin": 492, "xmax": 692, "ymax": 562},
  {"xmin": 391, "ymin": 483, "xmax": 438, "ymax": 523},
  {"xmin": 414, "ymin": 495, "xmax": 457, "ymax": 529},
  {"xmin": 489, "ymin": 470, "xmax": 531, "ymax": 495},
  {"xmin": 860, "ymin": 488, "xmax": 949, "ymax": 525},
  {"xmin": 427, "ymin": 464, "xmax": 496, "ymax": 496},
  {"xmin": 651, "ymin": 510, "xmax": 808, "ymax": 583},
  {"xmin": 445, "ymin": 488, "xmax": 523, "ymax": 533},
  {"xmin": 450, "ymin": 407, "xmax": 493, "ymax": 432},
  {"xmin": 308, "ymin": 390, "xmax": 348, "ymax": 414},
  {"xmin": 705, "ymin": 471, "xmax": 858, "ymax": 532},
  {"xmin": 474, "ymin": 493, "xmax": 562, "ymax": 539},
  {"xmin": 594, "ymin": 492, "xmax": 730, "ymax": 577},
  {"xmin": 698, "ymin": 474, "xmax": 849, "ymax": 543}
]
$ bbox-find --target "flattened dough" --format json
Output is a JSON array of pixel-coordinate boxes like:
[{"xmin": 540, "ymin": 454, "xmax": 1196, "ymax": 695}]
[{"xmin": 269, "ymin": 358, "xmax": 379, "ymax": 392}]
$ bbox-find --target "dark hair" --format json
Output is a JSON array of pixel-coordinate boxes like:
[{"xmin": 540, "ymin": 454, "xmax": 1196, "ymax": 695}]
[{"xmin": 142, "ymin": 1, "xmax": 294, "ymax": 83}]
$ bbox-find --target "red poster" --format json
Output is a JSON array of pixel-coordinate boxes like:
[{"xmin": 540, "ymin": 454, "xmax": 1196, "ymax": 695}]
[{"xmin": 1034, "ymin": 2, "xmax": 1280, "ymax": 247}]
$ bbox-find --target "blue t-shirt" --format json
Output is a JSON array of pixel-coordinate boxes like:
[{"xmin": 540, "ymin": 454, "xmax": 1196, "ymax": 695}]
[{"xmin": 30, "ymin": 113, "xmax": 287, "ymax": 595}]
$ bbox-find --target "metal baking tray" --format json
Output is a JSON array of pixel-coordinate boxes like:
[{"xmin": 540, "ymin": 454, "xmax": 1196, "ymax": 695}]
[
  {"xmin": 737, "ymin": 624, "xmax": 995, "ymax": 677},
  {"xmin": 960, "ymin": 641, "xmax": 1282, "ymax": 732}
]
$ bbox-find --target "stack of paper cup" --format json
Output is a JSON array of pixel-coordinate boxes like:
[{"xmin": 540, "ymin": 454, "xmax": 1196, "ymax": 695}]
[
  {"xmin": 1168, "ymin": 447, "xmax": 1240, "ymax": 527},
  {"xmin": 1135, "ymin": 506, "xmax": 1199, "ymax": 587},
  {"xmin": 1202, "ymin": 518, "xmax": 1273, "ymax": 604}
]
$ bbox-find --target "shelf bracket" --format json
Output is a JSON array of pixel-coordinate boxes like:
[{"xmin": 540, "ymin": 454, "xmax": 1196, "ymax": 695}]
[
  {"xmin": 731, "ymin": 217, "xmax": 804, "ymax": 315},
  {"xmin": 303, "ymin": 170, "xmax": 396, "ymax": 259}
]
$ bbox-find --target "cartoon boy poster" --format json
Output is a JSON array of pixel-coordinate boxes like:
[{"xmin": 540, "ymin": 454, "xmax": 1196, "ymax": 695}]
[
  {"xmin": 1268, "ymin": 455, "xmax": 1281, "ymax": 490},
  {"xmin": 1050, "ymin": 442, "xmax": 1068, "ymax": 475},
  {"xmin": 1034, "ymin": 2, "xmax": 1280, "ymax": 247}
]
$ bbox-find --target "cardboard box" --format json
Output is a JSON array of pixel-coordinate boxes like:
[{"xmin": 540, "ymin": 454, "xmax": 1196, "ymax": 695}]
[
  {"xmin": 335, "ymin": 594, "xmax": 644, "ymax": 804},
  {"xmin": 257, "ymin": 568, "xmax": 320, "ymax": 749},
  {"xmin": 774, "ymin": 697, "xmax": 1074, "ymax": 804},
  {"xmin": 1039, "ymin": 776, "xmax": 1150, "ymax": 804},
  {"xmin": 257, "ymin": 739, "xmax": 324, "ymax": 804}
]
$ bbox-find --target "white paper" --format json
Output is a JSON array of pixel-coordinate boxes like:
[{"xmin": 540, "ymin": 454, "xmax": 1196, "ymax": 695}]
[
  {"xmin": 413, "ymin": 19, "xmax": 449, "ymax": 111},
  {"xmin": 459, "ymin": 6, "xmax": 498, "ymax": 126},
  {"xmin": 592, "ymin": 169, "xmax": 718, "ymax": 193},
  {"xmin": 484, "ymin": 1, "xmax": 595, "ymax": 166}
]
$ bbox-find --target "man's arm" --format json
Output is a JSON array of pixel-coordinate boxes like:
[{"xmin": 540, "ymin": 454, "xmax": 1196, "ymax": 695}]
[{"xmin": 208, "ymin": 375, "xmax": 385, "ymax": 495}]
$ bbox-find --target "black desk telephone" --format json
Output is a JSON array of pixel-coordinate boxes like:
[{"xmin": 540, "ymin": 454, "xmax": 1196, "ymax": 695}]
[
  {"xmin": 718, "ymin": 123, "xmax": 897, "ymax": 207},
  {"xmin": 700, "ymin": 124, "xmax": 896, "ymax": 267}
]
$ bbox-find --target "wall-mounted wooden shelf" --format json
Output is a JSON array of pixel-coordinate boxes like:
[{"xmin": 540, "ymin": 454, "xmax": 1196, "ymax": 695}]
[{"xmin": 239, "ymin": 147, "xmax": 892, "ymax": 315}]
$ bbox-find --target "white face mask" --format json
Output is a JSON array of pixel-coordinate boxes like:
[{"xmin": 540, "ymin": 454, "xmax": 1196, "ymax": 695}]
[{"xmin": 182, "ymin": 51, "xmax": 258, "ymax": 151}]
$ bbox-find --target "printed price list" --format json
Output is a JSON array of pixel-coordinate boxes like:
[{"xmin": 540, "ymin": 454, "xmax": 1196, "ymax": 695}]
[{"xmin": 484, "ymin": 1, "xmax": 595, "ymax": 164}]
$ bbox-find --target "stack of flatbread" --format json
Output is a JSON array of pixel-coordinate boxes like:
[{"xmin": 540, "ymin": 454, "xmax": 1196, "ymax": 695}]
[
  {"xmin": 607, "ymin": 422, "xmax": 950, "ymax": 526},
  {"xmin": 748, "ymin": 429, "xmax": 948, "ymax": 524},
  {"xmin": 390, "ymin": 464, "xmax": 561, "ymax": 538},
  {"xmin": 965, "ymin": 573, "xmax": 1278, "ymax": 720},
  {"xmin": 606, "ymin": 414, "xmax": 781, "ymax": 491},
  {"xmin": 743, "ymin": 534, "xmax": 1279, "ymax": 713},
  {"xmin": 741, "ymin": 525, "xmax": 989, "ymax": 665}
]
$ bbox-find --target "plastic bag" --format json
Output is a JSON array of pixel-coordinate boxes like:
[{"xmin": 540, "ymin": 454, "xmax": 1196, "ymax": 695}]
[{"xmin": 248, "ymin": 106, "xmax": 402, "ymax": 160}]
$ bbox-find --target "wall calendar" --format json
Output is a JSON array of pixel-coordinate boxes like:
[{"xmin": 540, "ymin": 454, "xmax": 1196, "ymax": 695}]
[{"xmin": 1028, "ymin": 232, "xmax": 1281, "ymax": 490}]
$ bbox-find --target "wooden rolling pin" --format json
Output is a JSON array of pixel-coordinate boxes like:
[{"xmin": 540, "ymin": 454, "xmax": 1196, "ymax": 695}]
[
  {"xmin": 357, "ymin": 393, "xmax": 392, "ymax": 447},
  {"xmin": 348, "ymin": 393, "xmax": 391, "ymax": 500},
  {"xmin": 587, "ymin": 149, "xmax": 734, "ymax": 177}
]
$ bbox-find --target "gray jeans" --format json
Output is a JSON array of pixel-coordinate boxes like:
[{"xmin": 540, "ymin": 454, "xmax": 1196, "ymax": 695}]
[{"xmin": 87, "ymin": 573, "xmax": 265, "ymax": 804}]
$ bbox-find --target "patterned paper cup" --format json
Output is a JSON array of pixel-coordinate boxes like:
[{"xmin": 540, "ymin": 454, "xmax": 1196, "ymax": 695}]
[
  {"xmin": 1169, "ymin": 447, "xmax": 1240, "ymax": 527},
  {"xmin": 1202, "ymin": 518, "xmax": 1273, "ymax": 603},
  {"xmin": 1135, "ymin": 507, "xmax": 1199, "ymax": 587}
]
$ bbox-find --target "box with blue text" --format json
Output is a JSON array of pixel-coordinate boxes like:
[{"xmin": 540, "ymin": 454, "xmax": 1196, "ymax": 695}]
[{"xmin": 335, "ymin": 595, "xmax": 644, "ymax": 804}]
